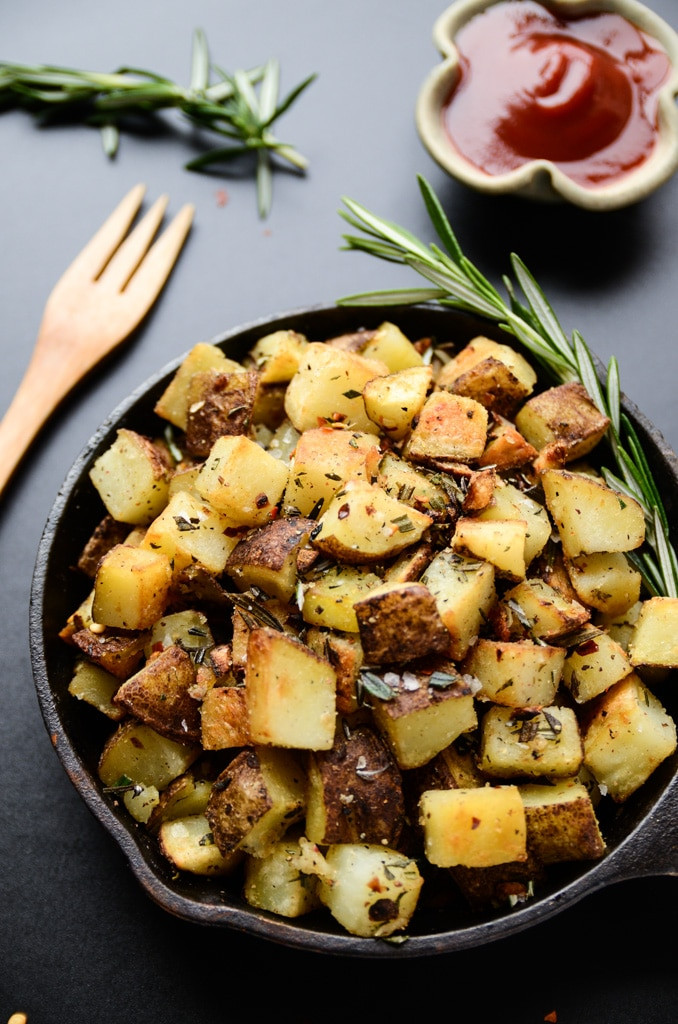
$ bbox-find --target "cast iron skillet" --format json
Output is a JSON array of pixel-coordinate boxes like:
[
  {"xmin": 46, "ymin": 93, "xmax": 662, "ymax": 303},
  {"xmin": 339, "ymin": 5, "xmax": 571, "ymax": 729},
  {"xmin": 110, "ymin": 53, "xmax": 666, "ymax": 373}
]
[{"xmin": 30, "ymin": 304, "xmax": 678, "ymax": 958}]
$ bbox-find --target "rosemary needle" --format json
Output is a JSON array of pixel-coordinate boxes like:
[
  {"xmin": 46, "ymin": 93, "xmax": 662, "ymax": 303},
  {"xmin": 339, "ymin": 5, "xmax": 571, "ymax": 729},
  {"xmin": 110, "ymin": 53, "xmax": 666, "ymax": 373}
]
[
  {"xmin": 338, "ymin": 173, "xmax": 678, "ymax": 598},
  {"xmin": 0, "ymin": 28, "xmax": 316, "ymax": 217}
]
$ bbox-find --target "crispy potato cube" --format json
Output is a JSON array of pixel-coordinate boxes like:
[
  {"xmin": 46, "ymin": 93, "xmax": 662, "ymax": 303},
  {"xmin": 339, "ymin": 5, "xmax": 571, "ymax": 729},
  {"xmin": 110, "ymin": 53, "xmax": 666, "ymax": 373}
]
[
  {"xmin": 515, "ymin": 381, "xmax": 610, "ymax": 465},
  {"xmin": 463, "ymin": 639, "xmax": 565, "ymax": 708},
  {"xmin": 452, "ymin": 517, "xmax": 528, "ymax": 581},
  {"xmin": 283, "ymin": 342, "xmax": 389, "ymax": 434},
  {"xmin": 283, "ymin": 427, "xmax": 380, "ymax": 517},
  {"xmin": 359, "ymin": 320, "xmax": 424, "ymax": 371},
  {"xmin": 142, "ymin": 490, "xmax": 241, "ymax": 575},
  {"xmin": 245, "ymin": 627, "xmax": 336, "ymax": 750},
  {"xmin": 370, "ymin": 668, "xmax": 478, "ymax": 769},
  {"xmin": 541, "ymin": 469, "xmax": 645, "ymax": 558},
  {"xmin": 92, "ymin": 544, "xmax": 173, "ymax": 630},
  {"xmin": 354, "ymin": 581, "xmax": 451, "ymax": 663},
  {"xmin": 476, "ymin": 479, "xmax": 551, "ymax": 565},
  {"xmin": 200, "ymin": 685, "xmax": 250, "ymax": 749},
  {"xmin": 628, "ymin": 597, "xmax": 678, "ymax": 667},
  {"xmin": 147, "ymin": 772, "xmax": 214, "ymax": 833},
  {"xmin": 562, "ymin": 629, "xmax": 633, "ymax": 702},
  {"xmin": 499, "ymin": 578, "xmax": 590, "ymax": 641},
  {"xmin": 195, "ymin": 435, "xmax": 289, "ymax": 526},
  {"xmin": 306, "ymin": 724, "xmax": 405, "ymax": 846},
  {"xmin": 184, "ymin": 369, "xmax": 259, "ymax": 458},
  {"xmin": 244, "ymin": 836, "xmax": 321, "ymax": 918},
  {"xmin": 301, "ymin": 564, "xmax": 382, "ymax": 633},
  {"xmin": 403, "ymin": 391, "xmax": 488, "ymax": 465},
  {"xmin": 583, "ymin": 673, "xmax": 677, "ymax": 801},
  {"xmin": 362, "ymin": 366, "xmax": 432, "ymax": 439},
  {"xmin": 305, "ymin": 627, "xmax": 363, "ymax": 715},
  {"xmin": 146, "ymin": 609, "xmax": 214, "ymax": 658},
  {"xmin": 437, "ymin": 335, "xmax": 537, "ymax": 415},
  {"xmin": 479, "ymin": 705, "xmax": 584, "ymax": 779},
  {"xmin": 248, "ymin": 329, "xmax": 307, "ymax": 384},
  {"xmin": 565, "ymin": 551, "xmax": 642, "ymax": 617},
  {"xmin": 596, "ymin": 600, "xmax": 643, "ymax": 652},
  {"xmin": 376, "ymin": 452, "xmax": 450, "ymax": 519},
  {"xmin": 206, "ymin": 747, "xmax": 306, "ymax": 855},
  {"xmin": 71, "ymin": 627, "xmax": 148, "ymax": 679},
  {"xmin": 89, "ymin": 428, "xmax": 171, "ymax": 525},
  {"xmin": 159, "ymin": 814, "xmax": 244, "ymax": 876},
  {"xmin": 113, "ymin": 645, "xmax": 200, "ymax": 743},
  {"xmin": 225, "ymin": 517, "xmax": 315, "ymax": 602},
  {"xmin": 154, "ymin": 342, "xmax": 242, "ymax": 429},
  {"xmin": 520, "ymin": 781, "xmax": 606, "ymax": 863},
  {"xmin": 419, "ymin": 786, "xmax": 527, "ymax": 868},
  {"xmin": 421, "ymin": 549, "xmax": 496, "ymax": 660},
  {"xmin": 319, "ymin": 844, "xmax": 423, "ymax": 938},
  {"xmin": 68, "ymin": 659, "xmax": 125, "ymax": 720},
  {"xmin": 77, "ymin": 515, "xmax": 131, "ymax": 578},
  {"xmin": 98, "ymin": 720, "xmax": 200, "ymax": 790},
  {"xmin": 478, "ymin": 415, "xmax": 538, "ymax": 471},
  {"xmin": 310, "ymin": 479, "xmax": 432, "ymax": 564}
]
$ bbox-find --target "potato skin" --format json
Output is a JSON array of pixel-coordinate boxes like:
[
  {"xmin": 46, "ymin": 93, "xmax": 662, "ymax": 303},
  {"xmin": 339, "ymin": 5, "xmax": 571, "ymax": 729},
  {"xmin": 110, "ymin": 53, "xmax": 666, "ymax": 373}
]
[{"xmin": 114, "ymin": 644, "xmax": 201, "ymax": 743}]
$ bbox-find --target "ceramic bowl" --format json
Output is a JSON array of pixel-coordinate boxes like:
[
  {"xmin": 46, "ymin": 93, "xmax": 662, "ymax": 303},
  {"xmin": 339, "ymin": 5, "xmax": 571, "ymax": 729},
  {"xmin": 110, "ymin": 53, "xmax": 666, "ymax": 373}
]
[
  {"xmin": 416, "ymin": 0, "xmax": 678, "ymax": 210},
  {"xmin": 30, "ymin": 303, "xmax": 678, "ymax": 957}
]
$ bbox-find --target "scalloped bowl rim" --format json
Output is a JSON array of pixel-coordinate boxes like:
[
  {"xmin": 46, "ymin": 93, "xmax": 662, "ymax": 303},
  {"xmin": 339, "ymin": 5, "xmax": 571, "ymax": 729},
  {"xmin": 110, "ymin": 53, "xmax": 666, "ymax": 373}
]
[{"xmin": 416, "ymin": 0, "xmax": 678, "ymax": 210}]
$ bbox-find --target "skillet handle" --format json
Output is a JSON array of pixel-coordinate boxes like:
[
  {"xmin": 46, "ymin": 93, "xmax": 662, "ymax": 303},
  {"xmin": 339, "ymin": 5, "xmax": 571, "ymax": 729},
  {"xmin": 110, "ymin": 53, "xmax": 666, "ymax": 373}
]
[{"xmin": 599, "ymin": 775, "xmax": 678, "ymax": 883}]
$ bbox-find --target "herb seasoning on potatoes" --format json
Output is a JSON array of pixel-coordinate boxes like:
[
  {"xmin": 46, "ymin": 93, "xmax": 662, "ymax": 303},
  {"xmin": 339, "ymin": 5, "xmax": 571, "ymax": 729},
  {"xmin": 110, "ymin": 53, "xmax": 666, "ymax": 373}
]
[{"xmin": 61, "ymin": 319, "xmax": 678, "ymax": 939}]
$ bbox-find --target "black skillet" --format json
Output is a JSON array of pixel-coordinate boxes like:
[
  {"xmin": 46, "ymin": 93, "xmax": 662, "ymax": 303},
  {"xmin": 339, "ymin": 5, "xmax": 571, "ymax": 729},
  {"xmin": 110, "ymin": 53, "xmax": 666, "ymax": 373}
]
[{"xmin": 29, "ymin": 303, "xmax": 678, "ymax": 958}]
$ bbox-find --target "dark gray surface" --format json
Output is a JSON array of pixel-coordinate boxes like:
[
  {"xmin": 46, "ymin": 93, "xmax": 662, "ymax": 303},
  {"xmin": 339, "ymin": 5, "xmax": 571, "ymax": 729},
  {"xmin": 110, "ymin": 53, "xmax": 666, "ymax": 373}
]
[{"xmin": 1, "ymin": 1, "xmax": 677, "ymax": 1021}]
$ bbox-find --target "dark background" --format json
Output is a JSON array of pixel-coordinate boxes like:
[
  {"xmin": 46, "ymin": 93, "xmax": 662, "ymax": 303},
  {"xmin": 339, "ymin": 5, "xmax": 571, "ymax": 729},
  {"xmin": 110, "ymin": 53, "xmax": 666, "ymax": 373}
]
[{"xmin": 1, "ymin": 2, "xmax": 677, "ymax": 1022}]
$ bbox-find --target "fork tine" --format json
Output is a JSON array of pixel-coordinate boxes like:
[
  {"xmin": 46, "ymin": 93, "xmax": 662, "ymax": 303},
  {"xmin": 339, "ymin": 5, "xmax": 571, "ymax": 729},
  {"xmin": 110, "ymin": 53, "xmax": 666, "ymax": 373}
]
[
  {"xmin": 122, "ymin": 202, "xmax": 195, "ymax": 311},
  {"xmin": 59, "ymin": 183, "xmax": 147, "ymax": 284},
  {"xmin": 98, "ymin": 193, "xmax": 170, "ymax": 293}
]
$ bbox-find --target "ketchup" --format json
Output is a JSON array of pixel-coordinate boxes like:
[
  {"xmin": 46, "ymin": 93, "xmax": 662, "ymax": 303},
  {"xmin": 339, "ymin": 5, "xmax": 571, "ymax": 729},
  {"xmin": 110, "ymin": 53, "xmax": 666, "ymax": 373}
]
[{"xmin": 442, "ymin": 0, "xmax": 672, "ymax": 186}]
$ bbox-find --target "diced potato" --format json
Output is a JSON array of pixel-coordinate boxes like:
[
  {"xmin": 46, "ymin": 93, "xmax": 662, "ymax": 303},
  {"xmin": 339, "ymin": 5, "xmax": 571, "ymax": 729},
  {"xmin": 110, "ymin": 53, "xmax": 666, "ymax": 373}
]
[
  {"xmin": 354, "ymin": 581, "xmax": 450, "ymax": 663},
  {"xmin": 206, "ymin": 746, "xmax": 306, "ymax": 855},
  {"xmin": 154, "ymin": 342, "xmax": 243, "ymax": 429},
  {"xmin": 245, "ymin": 627, "xmax": 336, "ymax": 750},
  {"xmin": 200, "ymin": 685, "xmax": 250, "ymax": 749},
  {"xmin": 305, "ymin": 627, "xmax": 363, "ymax": 715},
  {"xmin": 403, "ymin": 391, "xmax": 488, "ymax": 465},
  {"xmin": 478, "ymin": 415, "xmax": 538, "ymax": 471},
  {"xmin": 283, "ymin": 427, "xmax": 380, "ymax": 517},
  {"xmin": 92, "ymin": 544, "xmax": 173, "ymax": 630},
  {"xmin": 583, "ymin": 673, "xmax": 677, "ymax": 801},
  {"xmin": 562, "ymin": 629, "xmax": 633, "ymax": 702},
  {"xmin": 301, "ymin": 564, "xmax": 382, "ymax": 633},
  {"xmin": 310, "ymin": 479, "xmax": 432, "ymax": 564},
  {"xmin": 248, "ymin": 329, "xmax": 308, "ymax": 384},
  {"xmin": 68, "ymin": 659, "xmax": 125, "ymax": 720},
  {"xmin": 113, "ymin": 644, "xmax": 200, "ymax": 743},
  {"xmin": 478, "ymin": 705, "xmax": 584, "ymax": 779},
  {"xmin": 499, "ymin": 578, "xmax": 590, "ymax": 641},
  {"xmin": 283, "ymin": 342, "xmax": 389, "ymax": 434},
  {"xmin": 421, "ymin": 549, "xmax": 496, "ymax": 660},
  {"xmin": 142, "ymin": 490, "xmax": 241, "ymax": 575},
  {"xmin": 376, "ymin": 452, "xmax": 450, "ymax": 518},
  {"xmin": 89, "ymin": 428, "xmax": 171, "ymax": 525},
  {"xmin": 437, "ymin": 335, "xmax": 537, "ymax": 415},
  {"xmin": 565, "ymin": 551, "xmax": 642, "ymax": 617},
  {"xmin": 318, "ymin": 844, "xmax": 423, "ymax": 938},
  {"xmin": 244, "ymin": 836, "xmax": 321, "ymax": 917},
  {"xmin": 516, "ymin": 382, "xmax": 610, "ymax": 465},
  {"xmin": 195, "ymin": 434, "xmax": 290, "ymax": 526},
  {"xmin": 71, "ymin": 626, "xmax": 148, "ymax": 679},
  {"xmin": 369, "ymin": 668, "xmax": 478, "ymax": 769},
  {"xmin": 305, "ymin": 724, "xmax": 405, "ymax": 846},
  {"xmin": 359, "ymin": 320, "xmax": 424, "ymax": 371},
  {"xmin": 362, "ymin": 365, "xmax": 432, "ymax": 439},
  {"xmin": 147, "ymin": 773, "xmax": 214, "ymax": 832},
  {"xmin": 98, "ymin": 720, "xmax": 200, "ymax": 790},
  {"xmin": 123, "ymin": 783, "xmax": 160, "ymax": 823},
  {"xmin": 77, "ymin": 515, "xmax": 132, "ymax": 578},
  {"xmin": 540, "ymin": 469, "xmax": 645, "ymax": 558},
  {"xmin": 520, "ymin": 781, "xmax": 606, "ymax": 863},
  {"xmin": 463, "ymin": 638, "xmax": 565, "ymax": 708},
  {"xmin": 477, "ymin": 479, "xmax": 551, "ymax": 565},
  {"xmin": 225, "ymin": 516, "xmax": 315, "ymax": 603},
  {"xmin": 452, "ymin": 517, "xmax": 528, "ymax": 581},
  {"xmin": 184, "ymin": 369, "xmax": 259, "ymax": 458},
  {"xmin": 159, "ymin": 814, "xmax": 243, "ymax": 876},
  {"xmin": 146, "ymin": 609, "xmax": 213, "ymax": 658},
  {"xmin": 628, "ymin": 596, "xmax": 678, "ymax": 668},
  {"xmin": 419, "ymin": 786, "xmax": 527, "ymax": 868}
]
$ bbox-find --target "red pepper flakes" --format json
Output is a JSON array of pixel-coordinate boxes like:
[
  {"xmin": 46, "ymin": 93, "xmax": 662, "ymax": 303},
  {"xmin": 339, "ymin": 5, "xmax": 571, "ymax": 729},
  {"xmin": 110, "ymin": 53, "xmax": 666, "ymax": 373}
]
[
  {"xmin": 215, "ymin": 189, "xmax": 229, "ymax": 207},
  {"xmin": 544, "ymin": 1012, "xmax": 558, "ymax": 1023}
]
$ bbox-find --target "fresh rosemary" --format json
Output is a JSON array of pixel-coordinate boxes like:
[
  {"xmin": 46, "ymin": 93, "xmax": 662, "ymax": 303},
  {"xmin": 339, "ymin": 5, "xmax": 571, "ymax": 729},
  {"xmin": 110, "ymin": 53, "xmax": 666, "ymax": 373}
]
[
  {"xmin": 0, "ymin": 29, "xmax": 316, "ymax": 217},
  {"xmin": 338, "ymin": 174, "xmax": 678, "ymax": 598}
]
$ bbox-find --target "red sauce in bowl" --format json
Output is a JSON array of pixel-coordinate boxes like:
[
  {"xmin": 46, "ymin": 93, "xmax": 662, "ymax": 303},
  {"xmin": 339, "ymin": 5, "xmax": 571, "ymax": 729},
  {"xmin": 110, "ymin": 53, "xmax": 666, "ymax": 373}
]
[{"xmin": 442, "ymin": 1, "xmax": 672, "ymax": 187}]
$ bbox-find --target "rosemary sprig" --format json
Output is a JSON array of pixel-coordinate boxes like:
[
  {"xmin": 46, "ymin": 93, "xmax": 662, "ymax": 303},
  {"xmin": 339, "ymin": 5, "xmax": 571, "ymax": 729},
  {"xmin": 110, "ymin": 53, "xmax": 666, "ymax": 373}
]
[
  {"xmin": 0, "ymin": 29, "xmax": 316, "ymax": 217},
  {"xmin": 338, "ymin": 174, "xmax": 678, "ymax": 598}
]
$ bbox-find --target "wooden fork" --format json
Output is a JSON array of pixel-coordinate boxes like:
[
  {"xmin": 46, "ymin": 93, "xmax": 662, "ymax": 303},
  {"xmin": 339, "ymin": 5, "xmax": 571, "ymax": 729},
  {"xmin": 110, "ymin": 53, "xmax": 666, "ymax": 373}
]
[{"xmin": 0, "ymin": 183, "xmax": 194, "ymax": 497}]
